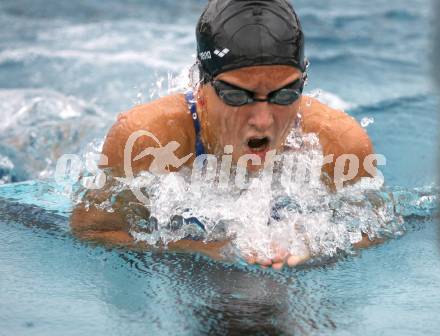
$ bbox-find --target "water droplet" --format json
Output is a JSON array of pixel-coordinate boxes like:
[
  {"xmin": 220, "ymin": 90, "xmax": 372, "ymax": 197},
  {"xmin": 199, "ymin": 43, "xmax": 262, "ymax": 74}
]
[
  {"xmin": 360, "ymin": 116, "xmax": 375, "ymax": 128},
  {"xmin": 310, "ymin": 89, "xmax": 322, "ymax": 99}
]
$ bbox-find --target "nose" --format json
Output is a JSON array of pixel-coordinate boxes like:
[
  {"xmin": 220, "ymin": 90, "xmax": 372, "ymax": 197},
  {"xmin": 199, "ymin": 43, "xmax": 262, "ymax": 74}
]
[{"xmin": 247, "ymin": 102, "xmax": 274, "ymax": 132}]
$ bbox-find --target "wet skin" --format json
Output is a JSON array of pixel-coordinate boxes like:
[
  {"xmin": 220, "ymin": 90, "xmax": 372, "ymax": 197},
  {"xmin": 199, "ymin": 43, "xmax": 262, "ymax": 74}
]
[
  {"xmin": 71, "ymin": 65, "xmax": 377, "ymax": 270},
  {"xmin": 197, "ymin": 65, "xmax": 304, "ymax": 170}
]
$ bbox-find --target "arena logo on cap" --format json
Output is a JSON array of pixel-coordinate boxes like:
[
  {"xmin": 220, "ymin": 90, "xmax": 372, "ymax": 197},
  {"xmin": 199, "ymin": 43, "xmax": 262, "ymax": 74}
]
[{"xmin": 213, "ymin": 48, "xmax": 229, "ymax": 57}]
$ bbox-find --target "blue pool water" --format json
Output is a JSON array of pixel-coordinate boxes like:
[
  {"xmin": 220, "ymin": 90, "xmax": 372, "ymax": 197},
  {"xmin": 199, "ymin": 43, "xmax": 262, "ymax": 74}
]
[{"xmin": 0, "ymin": 0, "xmax": 439, "ymax": 335}]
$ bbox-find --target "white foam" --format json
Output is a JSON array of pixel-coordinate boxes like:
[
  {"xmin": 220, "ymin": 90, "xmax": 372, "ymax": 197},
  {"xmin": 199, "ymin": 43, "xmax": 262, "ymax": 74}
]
[
  {"xmin": 0, "ymin": 89, "xmax": 109, "ymax": 179},
  {"xmin": 306, "ymin": 88, "xmax": 354, "ymax": 111},
  {"xmin": 94, "ymin": 129, "xmax": 405, "ymax": 263},
  {"xmin": 0, "ymin": 48, "xmax": 187, "ymax": 71},
  {"xmin": 0, "ymin": 89, "xmax": 106, "ymax": 132}
]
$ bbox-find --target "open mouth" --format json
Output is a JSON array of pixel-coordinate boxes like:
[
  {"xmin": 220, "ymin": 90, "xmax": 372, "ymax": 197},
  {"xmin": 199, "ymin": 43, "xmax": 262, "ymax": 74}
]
[{"xmin": 247, "ymin": 136, "xmax": 270, "ymax": 152}]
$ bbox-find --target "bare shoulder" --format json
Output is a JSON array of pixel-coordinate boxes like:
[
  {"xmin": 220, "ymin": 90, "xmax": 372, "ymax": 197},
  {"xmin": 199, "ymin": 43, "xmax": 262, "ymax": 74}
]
[
  {"xmin": 299, "ymin": 96, "xmax": 374, "ymax": 158},
  {"xmin": 299, "ymin": 96, "xmax": 375, "ymax": 182},
  {"xmin": 101, "ymin": 94, "xmax": 196, "ymax": 174}
]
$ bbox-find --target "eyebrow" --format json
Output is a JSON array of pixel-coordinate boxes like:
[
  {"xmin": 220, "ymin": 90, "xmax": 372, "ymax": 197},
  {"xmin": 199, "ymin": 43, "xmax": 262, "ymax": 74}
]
[{"xmin": 216, "ymin": 78, "xmax": 302, "ymax": 95}]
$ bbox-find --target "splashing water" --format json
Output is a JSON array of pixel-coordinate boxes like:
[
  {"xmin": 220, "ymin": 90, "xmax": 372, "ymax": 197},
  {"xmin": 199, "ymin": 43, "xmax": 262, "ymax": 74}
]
[
  {"xmin": 132, "ymin": 64, "xmax": 197, "ymax": 105},
  {"xmin": 74, "ymin": 126, "xmax": 437, "ymax": 263},
  {"xmin": 0, "ymin": 154, "xmax": 15, "ymax": 185},
  {"xmin": 70, "ymin": 65, "xmax": 438, "ymax": 264},
  {"xmin": 307, "ymin": 88, "xmax": 354, "ymax": 111}
]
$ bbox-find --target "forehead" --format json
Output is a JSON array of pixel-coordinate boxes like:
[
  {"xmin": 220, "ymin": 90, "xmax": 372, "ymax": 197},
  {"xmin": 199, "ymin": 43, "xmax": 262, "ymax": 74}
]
[{"xmin": 215, "ymin": 65, "xmax": 302, "ymax": 92}]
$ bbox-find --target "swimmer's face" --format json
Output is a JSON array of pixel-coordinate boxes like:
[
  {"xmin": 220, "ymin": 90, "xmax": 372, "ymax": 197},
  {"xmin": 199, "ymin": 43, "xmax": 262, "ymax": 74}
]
[{"xmin": 198, "ymin": 65, "xmax": 303, "ymax": 171}]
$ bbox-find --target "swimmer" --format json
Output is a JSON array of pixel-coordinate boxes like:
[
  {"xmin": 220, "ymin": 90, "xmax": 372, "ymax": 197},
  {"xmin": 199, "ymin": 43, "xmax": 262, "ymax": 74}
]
[{"xmin": 71, "ymin": 0, "xmax": 382, "ymax": 269}]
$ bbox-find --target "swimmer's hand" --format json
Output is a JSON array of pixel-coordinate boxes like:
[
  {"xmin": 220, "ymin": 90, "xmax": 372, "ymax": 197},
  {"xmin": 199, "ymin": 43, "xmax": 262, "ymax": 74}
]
[
  {"xmin": 244, "ymin": 245, "xmax": 311, "ymax": 270},
  {"xmin": 243, "ymin": 232, "xmax": 383, "ymax": 270}
]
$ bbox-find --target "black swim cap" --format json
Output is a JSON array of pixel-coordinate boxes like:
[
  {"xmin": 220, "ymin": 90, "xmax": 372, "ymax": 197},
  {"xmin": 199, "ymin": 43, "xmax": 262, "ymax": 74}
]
[{"xmin": 196, "ymin": 0, "xmax": 306, "ymax": 81}]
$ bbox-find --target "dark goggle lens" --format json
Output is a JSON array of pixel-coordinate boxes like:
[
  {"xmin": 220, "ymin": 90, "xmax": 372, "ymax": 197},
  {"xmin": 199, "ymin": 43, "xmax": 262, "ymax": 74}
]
[
  {"xmin": 213, "ymin": 79, "xmax": 303, "ymax": 106},
  {"xmin": 219, "ymin": 90, "xmax": 250, "ymax": 106},
  {"xmin": 269, "ymin": 88, "xmax": 302, "ymax": 105}
]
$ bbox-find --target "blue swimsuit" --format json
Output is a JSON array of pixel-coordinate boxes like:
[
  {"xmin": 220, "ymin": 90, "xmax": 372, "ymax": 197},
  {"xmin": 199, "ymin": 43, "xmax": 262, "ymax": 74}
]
[{"xmin": 185, "ymin": 90, "xmax": 206, "ymax": 156}]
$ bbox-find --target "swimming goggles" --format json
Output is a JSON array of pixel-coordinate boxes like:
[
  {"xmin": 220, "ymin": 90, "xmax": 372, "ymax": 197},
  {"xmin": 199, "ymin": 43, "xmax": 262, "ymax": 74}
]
[{"xmin": 211, "ymin": 77, "xmax": 304, "ymax": 107}]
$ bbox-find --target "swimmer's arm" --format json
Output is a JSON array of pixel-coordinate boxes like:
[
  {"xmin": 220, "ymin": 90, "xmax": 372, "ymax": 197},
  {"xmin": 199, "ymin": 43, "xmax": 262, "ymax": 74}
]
[
  {"xmin": 71, "ymin": 95, "xmax": 226, "ymax": 256},
  {"xmin": 70, "ymin": 200, "xmax": 131, "ymax": 246},
  {"xmin": 71, "ymin": 207, "xmax": 229, "ymax": 259},
  {"xmin": 353, "ymin": 233, "xmax": 385, "ymax": 249},
  {"xmin": 70, "ymin": 186, "xmax": 229, "ymax": 260},
  {"xmin": 301, "ymin": 98, "xmax": 384, "ymax": 249},
  {"xmin": 70, "ymin": 189, "xmax": 230, "ymax": 259},
  {"xmin": 71, "ymin": 98, "xmax": 193, "ymax": 238}
]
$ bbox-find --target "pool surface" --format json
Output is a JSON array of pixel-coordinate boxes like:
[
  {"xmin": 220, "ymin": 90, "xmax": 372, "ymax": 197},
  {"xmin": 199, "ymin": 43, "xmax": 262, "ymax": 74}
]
[{"xmin": 1, "ymin": 0, "xmax": 439, "ymax": 335}]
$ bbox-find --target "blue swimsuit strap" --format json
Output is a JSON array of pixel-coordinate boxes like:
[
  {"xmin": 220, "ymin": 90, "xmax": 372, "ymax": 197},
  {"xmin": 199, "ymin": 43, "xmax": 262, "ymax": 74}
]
[{"xmin": 185, "ymin": 90, "xmax": 206, "ymax": 157}]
